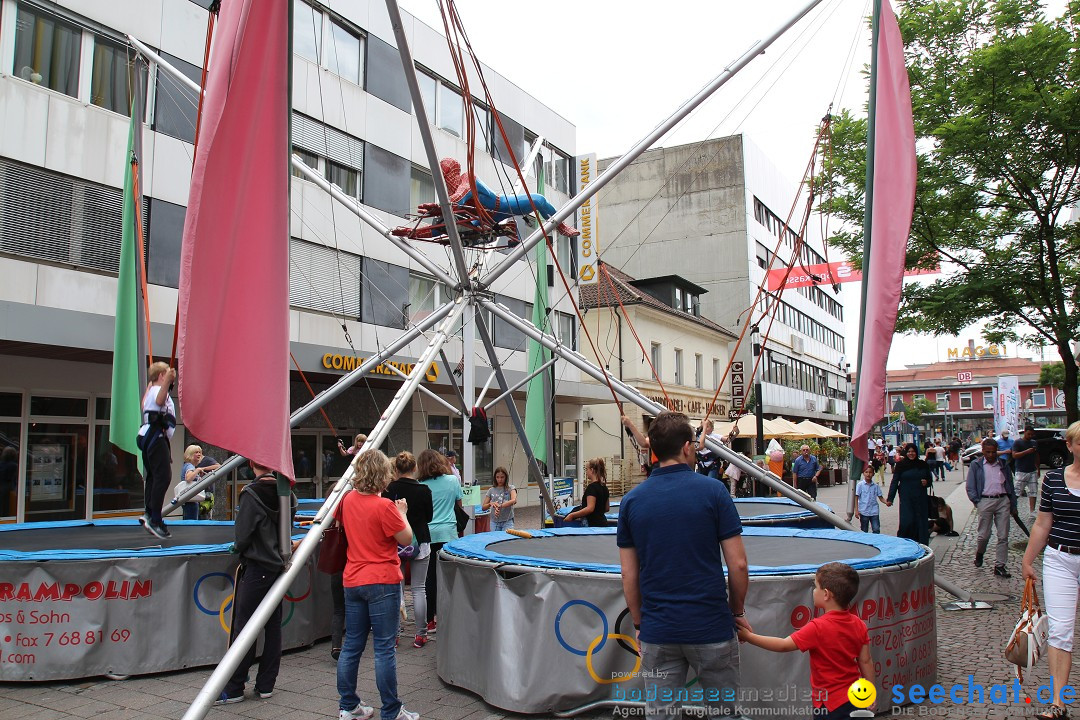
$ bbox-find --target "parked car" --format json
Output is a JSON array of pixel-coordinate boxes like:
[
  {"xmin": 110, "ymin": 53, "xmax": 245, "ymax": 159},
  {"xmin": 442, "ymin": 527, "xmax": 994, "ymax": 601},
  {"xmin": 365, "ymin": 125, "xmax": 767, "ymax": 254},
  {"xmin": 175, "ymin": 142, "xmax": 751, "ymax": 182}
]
[{"xmin": 958, "ymin": 429, "xmax": 1068, "ymax": 468}]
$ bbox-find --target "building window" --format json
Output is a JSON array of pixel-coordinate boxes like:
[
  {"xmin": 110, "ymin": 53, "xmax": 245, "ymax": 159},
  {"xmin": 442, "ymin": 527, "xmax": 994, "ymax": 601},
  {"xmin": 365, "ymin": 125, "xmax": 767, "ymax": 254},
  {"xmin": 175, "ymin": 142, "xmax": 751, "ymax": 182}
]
[
  {"xmin": 437, "ymin": 82, "xmax": 464, "ymax": 138},
  {"xmin": 982, "ymin": 390, "xmax": 994, "ymax": 410},
  {"xmin": 325, "ymin": 18, "xmax": 362, "ymax": 86},
  {"xmin": 936, "ymin": 392, "xmax": 950, "ymax": 410},
  {"xmin": 407, "ymin": 273, "xmax": 438, "ymax": 326},
  {"xmin": 326, "ymin": 161, "xmax": 360, "ymax": 200},
  {"xmin": 293, "ymin": 0, "xmax": 364, "ymax": 86},
  {"xmin": 695, "ymin": 354, "xmax": 703, "ymax": 390},
  {"xmin": 293, "ymin": 0, "xmax": 322, "ymax": 64},
  {"xmin": 289, "ymin": 238, "xmax": 362, "ymax": 318},
  {"xmin": 556, "ymin": 311, "xmax": 576, "ymax": 350},
  {"xmin": 913, "ymin": 394, "xmax": 925, "ymax": 402},
  {"xmin": 13, "ymin": 4, "xmax": 82, "ymax": 99},
  {"xmin": 674, "ymin": 349, "xmax": 683, "ymax": 386},
  {"xmin": 90, "ymin": 36, "xmax": 147, "ymax": 117},
  {"xmin": 292, "ymin": 113, "xmax": 364, "ymax": 201},
  {"xmin": 544, "ymin": 145, "xmax": 572, "ymax": 195},
  {"xmin": 410, "ymin": 166, "xmax": 435, "ymax": 209},
  {"xmin": 651, "ymin": 343, "xmax": 662, "ymax": 380},
  {"xmin": 959, "ymin": 391, "xmax": 972, "ymax": 410},
  {"xmin": 1031, "ymin": 389, "xmax": 1047, "ymax": 407},
  {"xmin": 291, "ymin": 147, "xmax": 320, "ymax": 178}
]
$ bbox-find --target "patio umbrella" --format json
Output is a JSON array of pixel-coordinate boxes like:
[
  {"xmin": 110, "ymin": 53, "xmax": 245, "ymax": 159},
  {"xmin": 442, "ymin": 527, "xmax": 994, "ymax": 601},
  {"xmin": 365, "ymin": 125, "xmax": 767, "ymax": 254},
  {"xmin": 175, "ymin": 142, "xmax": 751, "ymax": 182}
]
[{"xmin": 794, "ymin": 419, "xmax": 848, "ymax": 439}]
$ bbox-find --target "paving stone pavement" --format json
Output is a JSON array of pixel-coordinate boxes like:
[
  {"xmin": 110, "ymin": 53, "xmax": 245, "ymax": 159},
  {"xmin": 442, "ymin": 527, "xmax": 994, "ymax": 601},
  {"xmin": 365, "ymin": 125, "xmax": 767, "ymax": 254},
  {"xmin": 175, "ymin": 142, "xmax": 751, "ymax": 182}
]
[{"xmin": 0, "ymin": 466, "xmax": 1071, "ymax": 719}]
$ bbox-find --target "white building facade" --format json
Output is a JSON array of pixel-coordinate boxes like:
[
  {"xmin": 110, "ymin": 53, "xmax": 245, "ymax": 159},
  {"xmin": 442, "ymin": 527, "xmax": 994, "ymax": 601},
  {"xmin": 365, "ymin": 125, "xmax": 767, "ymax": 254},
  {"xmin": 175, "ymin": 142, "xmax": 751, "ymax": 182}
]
[{"xmin": 0, "ymin": 0, "xmax": 600, "ymax": 522}]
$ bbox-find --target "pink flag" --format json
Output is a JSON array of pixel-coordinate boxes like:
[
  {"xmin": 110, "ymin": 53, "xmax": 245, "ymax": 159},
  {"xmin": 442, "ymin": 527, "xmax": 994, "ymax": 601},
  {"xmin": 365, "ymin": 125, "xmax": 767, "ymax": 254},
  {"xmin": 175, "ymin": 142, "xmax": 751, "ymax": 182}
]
[
  {"xmin": 851, "ymin": 0, "xmax": 916, "ymax": 461},
  {"xmin": 178, "ymin": 0, "xmax": 293, "ymax": 479}
]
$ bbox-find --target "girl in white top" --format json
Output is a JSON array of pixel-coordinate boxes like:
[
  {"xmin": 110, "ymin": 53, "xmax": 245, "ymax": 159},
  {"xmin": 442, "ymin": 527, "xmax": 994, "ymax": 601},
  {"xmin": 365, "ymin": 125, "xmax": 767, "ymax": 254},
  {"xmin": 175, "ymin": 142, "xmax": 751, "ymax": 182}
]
[{"xmin": 138, "ymin": 362, "xmax": 176, "ymax": 539}]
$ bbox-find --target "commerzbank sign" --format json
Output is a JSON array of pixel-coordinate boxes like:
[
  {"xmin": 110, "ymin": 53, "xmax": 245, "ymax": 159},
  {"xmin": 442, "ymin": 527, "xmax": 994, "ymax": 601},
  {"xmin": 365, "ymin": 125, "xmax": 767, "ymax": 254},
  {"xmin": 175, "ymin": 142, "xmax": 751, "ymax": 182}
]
[{"xmin": 320, "ymin": 354, "xmax": 439, "ymax": 382}]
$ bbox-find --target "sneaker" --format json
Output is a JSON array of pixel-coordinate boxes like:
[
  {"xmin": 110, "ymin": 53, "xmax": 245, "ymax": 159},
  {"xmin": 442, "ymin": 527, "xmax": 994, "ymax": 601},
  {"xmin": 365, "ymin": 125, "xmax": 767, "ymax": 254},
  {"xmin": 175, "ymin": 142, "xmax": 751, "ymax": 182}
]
[
  {"xmin": 426, "ymin": 620, "xmax": 437, "ymax": 635},
  {"xmin": 994, "ymin": 565, "xmax": 1012, "ymax": 578},
  {"xmin": 338, "ymin": 705, "xmax": 375, "ymax": 720},
  {"xmin": 974, "ymin": 553, "xmax": 984, "ymax": 568},
  {"xmin": 255, "ymin": 688, "xmax": 273, "ymax": 699},
  {"xmin": 394, "ymin": 709, "xmax": 420, "ymax": 720},
  {"xmin": 146, "ymin": 518, "xmax": 171, "ymax": 540},
  {"xmin": 413, "ymin": 635, "xmax": 427, "ymax": 648},
  {"xmin": 214, "ymin": 691, "xmax": 244, "ymax": 705}
]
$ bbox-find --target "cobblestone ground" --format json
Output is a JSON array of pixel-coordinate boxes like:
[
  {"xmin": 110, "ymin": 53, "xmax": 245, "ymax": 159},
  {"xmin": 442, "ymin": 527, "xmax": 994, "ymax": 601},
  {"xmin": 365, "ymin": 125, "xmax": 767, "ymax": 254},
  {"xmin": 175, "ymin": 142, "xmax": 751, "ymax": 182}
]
[{"xmin": 0, "ymin": 466, "xmax": 1068, "ymax": 719}]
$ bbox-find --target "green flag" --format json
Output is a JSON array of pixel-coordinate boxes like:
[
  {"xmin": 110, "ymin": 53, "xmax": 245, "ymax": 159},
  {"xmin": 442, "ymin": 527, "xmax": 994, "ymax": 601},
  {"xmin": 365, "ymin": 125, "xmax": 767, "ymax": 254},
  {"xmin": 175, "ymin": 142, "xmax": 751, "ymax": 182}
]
[
  {"xmin": 109, "ymin": 82, "xmax": 148, "ymax": 467},
  {"xmin": 525, "ymin": 166, "xmax": 551, "ymax": 471}
]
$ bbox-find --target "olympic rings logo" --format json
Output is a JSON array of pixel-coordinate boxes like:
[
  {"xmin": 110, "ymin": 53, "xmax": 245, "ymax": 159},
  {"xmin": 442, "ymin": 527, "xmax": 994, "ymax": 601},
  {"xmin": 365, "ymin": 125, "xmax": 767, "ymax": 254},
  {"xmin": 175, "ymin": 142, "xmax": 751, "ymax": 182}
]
[
  {"xmin": 193, "ymin": 564, "xmax": 312, "ymax": 634},
  {"xmin": 554, "ymin": 600, "xmax": 640, "ymax": 684}
]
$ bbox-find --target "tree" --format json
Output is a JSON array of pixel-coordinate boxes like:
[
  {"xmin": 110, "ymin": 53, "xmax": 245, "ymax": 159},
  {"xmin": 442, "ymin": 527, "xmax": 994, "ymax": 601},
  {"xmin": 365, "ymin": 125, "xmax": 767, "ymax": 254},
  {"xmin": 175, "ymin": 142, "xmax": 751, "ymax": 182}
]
[
  {"xmin": 1039, "ymin": 361, "xmax": 1066, "ymax": 390},
  {"xmin": 821, "ymin": 0, "xmax": 1080, "ymax": 425},
  {"xmin": 899, "ymin": 397, "xmax": 940, "ymax": 427}
]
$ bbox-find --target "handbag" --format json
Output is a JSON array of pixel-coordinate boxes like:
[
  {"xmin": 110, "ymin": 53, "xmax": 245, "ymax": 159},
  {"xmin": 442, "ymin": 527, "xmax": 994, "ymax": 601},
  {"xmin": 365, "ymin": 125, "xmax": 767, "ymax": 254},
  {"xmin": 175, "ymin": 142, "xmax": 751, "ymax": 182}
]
[
  {"xmin": 317, "ymin": 522, "xmax": 348, "ymax": 575},
  {"xmin": 1005, "ymin": 577, "xmax": 1049, "ymax": 680}
]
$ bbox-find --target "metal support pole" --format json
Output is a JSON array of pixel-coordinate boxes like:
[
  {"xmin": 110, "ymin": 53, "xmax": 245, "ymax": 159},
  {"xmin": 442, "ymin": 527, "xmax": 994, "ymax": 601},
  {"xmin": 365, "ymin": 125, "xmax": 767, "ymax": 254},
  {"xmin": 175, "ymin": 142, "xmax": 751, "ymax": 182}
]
[
  {"xmin": 475, "ymin": 367, "xmax": 497, "ymax": 407},
  {"xmin": 483, "ymin": 357, "xmax": 558, "ymax": 412},
  {"xmin": 480, "ymin": 299, "xmax": 979, "ymax": 604},
  {"xmin": 383, "ymin": 0, "xmax": 471, "ymax": 288},
  {"xmin": 383, "ymin": 361, "xmax": 461, "ymax": 415},
  {"xmin": 130, "ymin": 33, "xmax": 462, "ymax": 293},
  {"xmin": 167, "ymin": 304, "xmax": 453, "ymax": 511},
  {"xmin": 439, "ymin": 349, "xmax": 469, "ymax": 414},
  {"xmin": 474, "ymin": 307, "xmax": 557, "ymax": 517},
  {"xmin": 479, "ymin": 0, "xmax": 830, "ymax": 289},
  {"xmin": 182, "ymin": 300, "xmax": 467, "ymax": 720}
]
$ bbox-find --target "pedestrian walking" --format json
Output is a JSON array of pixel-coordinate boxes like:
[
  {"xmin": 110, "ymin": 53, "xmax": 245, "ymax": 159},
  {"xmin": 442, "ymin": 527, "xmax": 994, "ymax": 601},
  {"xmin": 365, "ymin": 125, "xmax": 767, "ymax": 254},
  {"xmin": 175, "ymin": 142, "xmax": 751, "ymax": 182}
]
[
  {"xmin": 967, "ymin": 437, "xmax": 1017, "ymax": 578},
  {"xmin": 886, "ymin": 443, "xmax": 932, "ymax": 545},
  {"xmin": 854, "ymin": 465, "xmax": 885, "ymax": 533}
]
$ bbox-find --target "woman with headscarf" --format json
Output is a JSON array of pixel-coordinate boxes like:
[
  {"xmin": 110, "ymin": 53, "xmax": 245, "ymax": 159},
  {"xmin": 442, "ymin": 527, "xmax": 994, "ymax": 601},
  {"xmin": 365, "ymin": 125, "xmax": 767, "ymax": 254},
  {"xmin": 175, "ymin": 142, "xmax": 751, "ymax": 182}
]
[{"xmin": 885, "ymin": 443, "xmax": 932, "ymax": 544}]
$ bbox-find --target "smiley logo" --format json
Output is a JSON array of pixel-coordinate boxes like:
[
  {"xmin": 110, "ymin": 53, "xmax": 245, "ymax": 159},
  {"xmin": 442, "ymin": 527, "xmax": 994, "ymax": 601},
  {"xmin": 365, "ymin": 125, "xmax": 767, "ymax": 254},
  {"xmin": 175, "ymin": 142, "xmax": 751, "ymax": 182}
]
[{"xmin": 848, "ymin": 677, "xmax": 876, "ymax": 708}]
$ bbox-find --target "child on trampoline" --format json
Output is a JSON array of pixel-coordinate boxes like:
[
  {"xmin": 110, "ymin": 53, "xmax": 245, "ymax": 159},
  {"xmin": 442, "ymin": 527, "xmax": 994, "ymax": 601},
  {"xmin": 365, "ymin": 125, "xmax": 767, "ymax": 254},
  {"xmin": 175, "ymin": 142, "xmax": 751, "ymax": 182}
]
[{"xmin": 739, "ymin": 562, "xmax": 876, "ymax": 719}]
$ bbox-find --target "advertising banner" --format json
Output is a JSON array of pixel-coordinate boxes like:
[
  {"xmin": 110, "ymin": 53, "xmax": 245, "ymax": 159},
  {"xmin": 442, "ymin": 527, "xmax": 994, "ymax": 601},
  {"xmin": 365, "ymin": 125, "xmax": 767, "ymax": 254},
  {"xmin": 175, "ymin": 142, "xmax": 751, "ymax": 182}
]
[
  {"xmin": 575, "ymin": 154, "xmax": 599, "ymax": 285},
  {"xmin": 994, "ymin": 375, "xmax": 1020, "ymax": 436},
  {"xmin": 0, "ymin": 552, "xmax": 330, "ymax": 681},
  {"xmin": 766, "ymin": 260, "xmax": 937, "ymax": 291}
]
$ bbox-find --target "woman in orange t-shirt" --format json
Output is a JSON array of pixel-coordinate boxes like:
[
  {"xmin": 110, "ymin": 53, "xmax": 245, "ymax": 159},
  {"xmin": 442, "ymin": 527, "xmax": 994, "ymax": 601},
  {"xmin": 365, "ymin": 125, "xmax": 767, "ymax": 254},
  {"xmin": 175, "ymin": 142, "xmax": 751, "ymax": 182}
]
[{"xmin": 336, "ymin": 450, "xmax": 420, "ymax": 720}]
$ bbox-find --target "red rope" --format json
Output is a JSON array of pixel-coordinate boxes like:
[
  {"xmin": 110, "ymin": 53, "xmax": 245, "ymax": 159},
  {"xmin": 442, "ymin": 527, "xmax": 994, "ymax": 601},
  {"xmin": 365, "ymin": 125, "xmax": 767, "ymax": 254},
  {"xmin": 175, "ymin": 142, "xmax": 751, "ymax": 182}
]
[
  {"xmin": 170, "ymin": 5, "xmax": 218, "ymax": 369},
  {"xmin": 291, "ymin": 352, "xmax": 339, "ymax": 435}
]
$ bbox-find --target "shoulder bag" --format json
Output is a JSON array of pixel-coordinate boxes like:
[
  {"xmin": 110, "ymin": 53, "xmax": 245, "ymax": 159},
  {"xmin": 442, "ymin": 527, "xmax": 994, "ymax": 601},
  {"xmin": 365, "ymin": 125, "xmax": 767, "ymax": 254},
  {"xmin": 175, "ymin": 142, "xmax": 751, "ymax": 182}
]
[{"xmin": 317, "ymin": 520, "xmax": 348, "ymax": 575}]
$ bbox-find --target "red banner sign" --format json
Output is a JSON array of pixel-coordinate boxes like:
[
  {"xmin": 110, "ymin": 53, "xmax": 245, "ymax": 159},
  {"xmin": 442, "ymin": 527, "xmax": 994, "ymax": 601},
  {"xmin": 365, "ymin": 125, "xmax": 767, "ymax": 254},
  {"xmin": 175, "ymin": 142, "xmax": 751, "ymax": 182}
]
[{"xmin": 766, "ymin": 261, "xmax": 937, "ymax": 291}]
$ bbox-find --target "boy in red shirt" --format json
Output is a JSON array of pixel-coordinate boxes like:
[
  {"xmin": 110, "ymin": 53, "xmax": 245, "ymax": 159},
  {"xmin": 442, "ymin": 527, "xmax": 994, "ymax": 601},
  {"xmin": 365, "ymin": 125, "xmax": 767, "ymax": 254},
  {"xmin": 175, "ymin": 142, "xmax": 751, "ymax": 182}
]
[{"xmin": 739, "ymin": 562, "xmax": 876, "ymax": 718}]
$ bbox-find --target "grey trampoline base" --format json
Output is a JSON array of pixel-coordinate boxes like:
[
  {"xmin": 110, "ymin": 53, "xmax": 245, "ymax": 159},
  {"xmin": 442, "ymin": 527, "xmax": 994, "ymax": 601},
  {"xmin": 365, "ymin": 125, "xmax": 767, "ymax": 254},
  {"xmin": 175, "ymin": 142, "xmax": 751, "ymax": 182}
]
[{"xmin": 436, "ymin": 528, "xmax": 936, "ymax": 716}]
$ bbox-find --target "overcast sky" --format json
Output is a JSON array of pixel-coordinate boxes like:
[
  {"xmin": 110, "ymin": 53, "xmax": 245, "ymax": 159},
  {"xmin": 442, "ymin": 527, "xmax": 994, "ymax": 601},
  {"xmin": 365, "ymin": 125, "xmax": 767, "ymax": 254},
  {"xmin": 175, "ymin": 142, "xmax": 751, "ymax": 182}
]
[{"xmin": 399, "ymin": 0, "xmax": 1065, "ymax": 370}]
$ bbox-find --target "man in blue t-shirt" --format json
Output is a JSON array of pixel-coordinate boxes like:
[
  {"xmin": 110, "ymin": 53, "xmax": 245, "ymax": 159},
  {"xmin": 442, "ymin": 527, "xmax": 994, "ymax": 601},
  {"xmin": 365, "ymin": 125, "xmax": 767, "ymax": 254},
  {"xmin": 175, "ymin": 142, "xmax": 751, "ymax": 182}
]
[
  {"xmin": 617, "ymin": 412, "xmax": 749, "ymax": 716},
  {"xmin": 792, "ymin": 445, "xmax": 822, "ymax": 500}
]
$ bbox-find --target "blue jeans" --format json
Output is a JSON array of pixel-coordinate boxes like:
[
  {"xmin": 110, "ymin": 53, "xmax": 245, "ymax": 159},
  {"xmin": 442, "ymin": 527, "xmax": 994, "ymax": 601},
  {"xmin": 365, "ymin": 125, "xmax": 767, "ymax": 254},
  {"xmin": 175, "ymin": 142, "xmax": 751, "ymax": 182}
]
[
  {"xmin": 182, "ymin": 502, "xmax": 199, "ymax": 520},
  {"xmin": 492, "ymin": 519, "xmax": 514, "ymax": 531},
  {"xmin": 337, "ymin": 583, "xmax": 402, "ymax": 720},
  {"xmin": 860, "ymin": 514, "xmax": 881, "ymax": 533}
]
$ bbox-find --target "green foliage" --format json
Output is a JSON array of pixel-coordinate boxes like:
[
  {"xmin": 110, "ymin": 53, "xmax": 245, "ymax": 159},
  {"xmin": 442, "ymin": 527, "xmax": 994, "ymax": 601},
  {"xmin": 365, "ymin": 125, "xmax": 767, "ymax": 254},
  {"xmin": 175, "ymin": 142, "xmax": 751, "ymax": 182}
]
[
  {"xmin": 1040, "ymin": 362, "xmax": 1066, "ymax": 389},
  {"xmin": 901, "ymin": 398, "xmax": 940, "ymax": 427},
  {"xmin": 820, "ymin": 0, "xmax": 1080, "ymax": 424}
]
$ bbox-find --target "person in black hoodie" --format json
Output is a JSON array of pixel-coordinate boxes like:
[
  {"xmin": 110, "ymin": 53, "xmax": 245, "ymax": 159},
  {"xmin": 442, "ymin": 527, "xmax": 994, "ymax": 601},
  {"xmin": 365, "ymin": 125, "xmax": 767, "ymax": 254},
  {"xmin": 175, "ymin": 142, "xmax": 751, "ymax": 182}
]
[
  {"xmin": 885, "ymin": 443, "xmax": 932, "ymax": 545},
  {"xmin": 384, "ymin": 451, "xmax": 434, "ymax": 648},
  {"xmin": 216, "ymin": 460, "xmax": 297, "ymax": 705}
]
